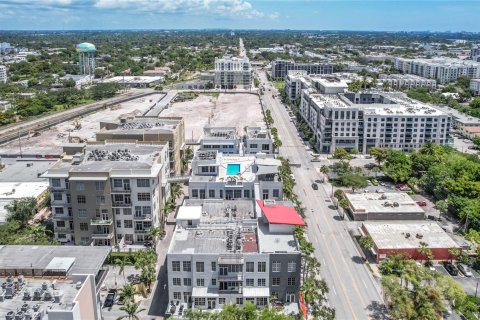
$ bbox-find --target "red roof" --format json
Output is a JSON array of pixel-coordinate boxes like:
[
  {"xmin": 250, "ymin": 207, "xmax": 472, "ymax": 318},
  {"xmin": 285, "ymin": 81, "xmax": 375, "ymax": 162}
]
[{"xmin": 256, "ymin": 200, "xmax": 306, "ymax": 226}]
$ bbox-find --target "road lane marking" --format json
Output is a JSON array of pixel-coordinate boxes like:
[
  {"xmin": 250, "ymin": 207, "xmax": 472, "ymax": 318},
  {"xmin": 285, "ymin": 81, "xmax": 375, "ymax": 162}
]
[
  {"xmin": 332, "ymin": 286, "xmax": 337, "ymax": 295},
  {"xmin": 316, "ymin": 223, "xmax": 321, "ymax": 233},
  {"xmin": 362, "ymin": 279, "xmax": 368, "ymax": 289},
  {"xmin": 322, "ymin": 258, "xmax": 326, "ymax": 266}
]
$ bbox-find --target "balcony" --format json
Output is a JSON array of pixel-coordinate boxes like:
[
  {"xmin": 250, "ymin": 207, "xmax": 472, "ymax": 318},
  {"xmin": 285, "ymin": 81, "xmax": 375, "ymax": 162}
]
[
  {"xmin": 111, "ymin": 187, "xmax": 131, "ymax": 193},
  {"xmin": 134, "ymin": 229, "xmax": 148, "ymax": 234},
  {"xmin": 133, "ymin": 215, "xmax": 152, "ymax": 221},
  {"xmin": 90, "ymin": 218, "xmax": 113, "ymax": 226},
  {"xmin": 53, "ymin": 214, "xmax": 73, "ymax": 221},
  {"xmin": 55, "ymin": 227, "xmax": 72, "ymax": 233},
  {"xmin": 92, "ymin": 231, "xmax": 114, "ymax": 239},
  {"xmin": 218, "ymin": 273, "xmax": 243, "ymax": 281},
  {"xmin": 219, "ymin": 287, "xmax": 243, "ymax": 294},
  {"xmin": 49, "ymin": 186, "xmax": 67, "ymax": 191},
  {"xmin": 112, "ymin": 202, "xmax": 132, "ymax": 207},
  {"xmin": 51, "ymin": 199, "xmax": 68, "ymax": 205}
]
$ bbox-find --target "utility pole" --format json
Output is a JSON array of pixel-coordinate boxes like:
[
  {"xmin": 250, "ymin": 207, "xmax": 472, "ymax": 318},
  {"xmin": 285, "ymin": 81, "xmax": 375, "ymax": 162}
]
[{"xmin": 17, "ymin": 129, "xmax": 22, "ymax": 158}]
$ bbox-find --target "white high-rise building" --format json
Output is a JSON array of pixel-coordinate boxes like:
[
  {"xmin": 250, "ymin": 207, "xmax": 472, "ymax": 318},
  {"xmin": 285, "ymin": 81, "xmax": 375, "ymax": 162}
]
[
  {"xmin": 214, "ymin": 55, "xmax": 251, "ymax": 89},
  {"xmin": 0, "ymin": 65, "xmax": 7, "ymax": 83},
  {"xmin": 471, "ymin": 47, "xmax": 480, "ymax": 62},
  {"xmin": 471, "ymin": 79, "xmax": 480, "ymax": 96}
]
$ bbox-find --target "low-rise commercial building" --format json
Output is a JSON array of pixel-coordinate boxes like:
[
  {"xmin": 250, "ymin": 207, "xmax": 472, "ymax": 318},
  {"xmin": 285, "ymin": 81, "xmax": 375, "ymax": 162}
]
[
  {"xmin": 214, "ymin": 56, "xmax": 251, "ymax": 89},
  {"xmin": 470, "ymin": 79, "xmax": 480, "ymax": 96},
  {"xmin": 189, "ymin": 151, "xmax": 283, "ymax": 201},
  {"xmin": 361, "ymin": 222, "xmax": 461, "ymax": 263},
  {"xmin": 42, "ymin": 141, "xmax": 170, "ymax": 246},
  {"xmin": 300, "ymin": 91, "xmax": 451, "ymax": 153},
  {"xmin": 200, "ymin": 127, "xmax": 241, "ymax": 154},
  {"xmin": 0, "ymin": 182, "xmax": 49, "ymax": 224},
  {"xmin": 0, "ymin": 245, "xmax": 110, "ymax": 320},
  {"xmin": 472, "ymin": 47, "xmax": 480, "ymax": 62},
  {"xmin": 167, "ymin": 199, "xmax": 302, "ymax": 313},
  {"xmin": 101, "ymin": 76, "xmax": 162, "ymax": 88},
  {"xmin": 96, "ymin": 116, "xmax": 185, "ymax": 175},
  {"xmin": 379, "ymin": 74, "xmax": 437, "ymax": 89},
  {"xmin": 433, "ymin": 105, "xmax": 480, "ymax": 132},
  {"xmin": 344, "ymin": 192, "xmax": 425, "ymax": 221},
  {"xmin": 0, "ymin": 65, "xmax": 7, "ymax": 83},
  {"xmin": 271, "ymin": 60, "xmax": 333, "ymax": 80},
  {"xmin": 393, "ymin": 57, "xmax": 480, "ymax": 84},
  {"xmin": 244, "ymin": 127, "xmax": 273, "ymax": 155}
]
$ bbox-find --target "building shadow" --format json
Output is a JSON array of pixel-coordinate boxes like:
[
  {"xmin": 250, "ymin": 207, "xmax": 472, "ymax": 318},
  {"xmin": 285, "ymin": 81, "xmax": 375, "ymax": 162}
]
[{"xmin": 147, "ymin": 261, "xmax": 168, "ymax": 317}]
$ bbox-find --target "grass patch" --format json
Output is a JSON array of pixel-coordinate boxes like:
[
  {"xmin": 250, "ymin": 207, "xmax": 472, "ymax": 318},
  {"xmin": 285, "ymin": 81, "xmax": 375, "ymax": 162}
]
[
  {"xmin": 273, "ymin": 81, "xmax": 284, "ymax": 90},
  {"xmin": 204, "ymin": 92, "xmax": 219, "ymax": 98}
]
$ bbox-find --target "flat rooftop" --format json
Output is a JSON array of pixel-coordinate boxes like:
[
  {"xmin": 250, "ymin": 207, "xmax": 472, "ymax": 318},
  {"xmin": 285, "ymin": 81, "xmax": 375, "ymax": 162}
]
[
  {"xmin": 363, "ymin": 221, "xmax": 460, "ymax": 250},
  {"xmin": 181, "ymin": 199, "xmax": 256, "ymax": 224},
  {"xmin": 202, "ymin": 127, "xmax": 239, "ymax": 140},
  {"xmin": 313, "ymin": 77, "xmax": 349, "ymax": 88},
  {"xmin": 257, "ymin": 222, "xmax": 299, "ymax": 253},
  {"xmin": 380, "ymin": 74, "xmax": 435, "ymax": 81},
  {"xmin": 0, "ymin": 182, "xmax": 49, "ymax": 200},
  {"xmin": 0, "ymin": 159, "xmax": 56, "ymax": 182},
  {"xmin": 102, "ymin": 76, "xmax": 163, "ymax": 84},
  {"xmin": 0, "ymin": 245, "xmax": 110, "ymax": 275},
  {"xmin": 245, "ymin": 127, "xmax": 271, "ymax": 139},
  {"xmin": 345, "ymin": 192, "xmax": 424, "ymax": 214},
  {"xmin": 100, "ymin": 116, "xmax": 181, "ymax": 133}
]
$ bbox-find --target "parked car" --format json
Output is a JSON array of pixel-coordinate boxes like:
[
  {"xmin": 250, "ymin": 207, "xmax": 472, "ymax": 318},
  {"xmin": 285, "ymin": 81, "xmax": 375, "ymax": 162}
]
[
  {"xmin": 463, "ymin": 139, "xmax": 471, "ymax": 143},
  {"xmin": 311, "ymin": 183, "xmax": 318, "ymax": 190},
  {"xmin": 416, "ymin": 201, "xmax": 427, "ymax": 207},
  {"xmin": 458, "ymin": 263, "xmax": 473, "ymax": 277},
  {"xmin": 104, "ymin": 289, "xmax": 117, "ymax": 307},
  {"xmin": 379, "ymin": 181, "xmax": 386, "ymax": 186},
  {"xmin": 395, "ymin": 183, "xmax": 406, "ymax": 189},
  {"xmin": 371, "ymin": 179, "xmax": 379, "ymax": 186},
  {"xmin": 444, "ymin": 262, "xmax": 459, "ymax": 276},
  {"xmin": 425, "ymin": 261, "xmax": 436, "ymax": 272}
]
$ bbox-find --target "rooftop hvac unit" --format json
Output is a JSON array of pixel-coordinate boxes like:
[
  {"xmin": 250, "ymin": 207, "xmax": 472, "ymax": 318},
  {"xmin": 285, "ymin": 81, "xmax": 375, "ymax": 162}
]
[
  {"xmin": 21, "ymin": 304, "xmax": 29, "ymax": 312},
  {"xmin": 33, "ymin": 288, "xmax": 42, "ymax": 300},
  {"xmin": 43, "ymin": 290, "xmax": 52, "ymax": 301},
  {"xmin": 23, "ymin": 289, "xmax": 31, "ymax": 300},
  {"xmin": 14, "ymin": 311, "xmax": 24, "ymax": 320},
  {"xmin": 416, "ymin": 233, "xmax": 423, "ymax": 239},
  {"xmin": 32, "ymin": 305, "xmax": 40, "ymax": 312},
  {"xmin": 41, "ymin": 282, "xmax": 48, "ymax": 291},
  {"xmin": 6, "ymin": 311, "xmax": 14, "ymax": 320},
  {"xmin": 53, "ymin": 291, "xmax": 62, "ymax": 303}
]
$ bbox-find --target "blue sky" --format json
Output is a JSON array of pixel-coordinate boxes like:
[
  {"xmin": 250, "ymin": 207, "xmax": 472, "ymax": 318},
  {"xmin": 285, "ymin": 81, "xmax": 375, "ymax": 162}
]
[{"xmin": 0, "ymin": 0, "xmax": 479, "ymax": 31}]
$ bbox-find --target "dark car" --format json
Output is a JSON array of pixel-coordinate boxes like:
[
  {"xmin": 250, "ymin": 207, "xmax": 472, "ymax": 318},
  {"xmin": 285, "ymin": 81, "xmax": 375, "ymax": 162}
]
[
  {"xmin": 416, "ymin": 201, "xmax": 427, "ymax": 207},
  {"xmin": 444, "ymin": 262, "xmax": 459, "ymax": 276},
  {"xmin": 104, "ymin": 289, "xmax": 116, "ymax": 307},
  {"xmin": 311, "ymin": 183, "xmax": 318, "ymax": 190}
]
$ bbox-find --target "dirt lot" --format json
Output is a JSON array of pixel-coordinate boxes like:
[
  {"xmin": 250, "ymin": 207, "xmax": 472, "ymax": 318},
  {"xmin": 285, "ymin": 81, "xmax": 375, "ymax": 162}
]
[
  {"xmin": 161, "ymin": 93, "xmax": 264, "ymax": 140},
  {"xmin": 0, "ymin": 94, "xmax": 165, "ymax": 155}
]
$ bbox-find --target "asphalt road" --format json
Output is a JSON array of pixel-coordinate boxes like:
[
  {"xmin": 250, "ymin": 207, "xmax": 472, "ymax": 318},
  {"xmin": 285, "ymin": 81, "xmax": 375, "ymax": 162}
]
[{"xmin": 257, "ymin": 70, "xmax": 386, "ymax": 320}]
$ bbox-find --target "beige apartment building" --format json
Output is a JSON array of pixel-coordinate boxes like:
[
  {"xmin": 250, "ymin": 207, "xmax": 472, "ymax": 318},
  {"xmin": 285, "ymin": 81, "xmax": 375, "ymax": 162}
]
[
  {"xmin": 96, "ymin": 116, "xmax": 185, "ymax": 175},
  {"xmin": 42, "ymin": 141, "xmax": 170, "ymax": 246}
]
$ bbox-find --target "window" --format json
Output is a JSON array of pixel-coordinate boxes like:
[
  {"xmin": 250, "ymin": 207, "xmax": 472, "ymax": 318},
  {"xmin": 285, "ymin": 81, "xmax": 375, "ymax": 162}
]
[
  {"xmin": 173, "ymin": 278, "xmax": 181, "ymax": 286},
  {"xmin": 116, "ymin": 220, "xmax": 121, "ymax": 228},
  {"xmin": 258, "ymin": 262, "xmax": 266, "ymax": 272},
  {"xmin": 272, "ymin": 261, "xmax": 281, "ymax": 272},
  {"xmin": 272, "ymin": 278, "xmax": 280, "ymax": 286},
  {"xmin": 287, "ymin": 278, "xmax": 296, "ymax": 286},
  {"xmin": 51, "ymin": 178, "xmax": 61, "ymax": 188},
  {"xmin": 96, "ymin": 195, "xmax": 105, "ymax": 204},
  {"xmin": 246, "ymin": 262, "xmax": 254, "ymax": 272},
  {"xmin": 249, "ymin": 144, "xmax": 257, "ymax": 149},
  {"xmin": 196, "ymin": 262, "xmax": 204, "ymax": 272},
  {"xmin": 173, "ymin": 292, "xmax": 181, "ymax": 300},
  {"xmin": 201, "ymin": 166, "xmax": 209, "ymax": 173},
  {"xmin": 172, "ymin": 261, "xmax": 180, "ymax": 272},
  {"xmin": 244, "ymin": 190, "xmax": 250, "ymax": 198},
  {"xmin": 246, "ymin": 279, "xmax": 254, "ymax": 286},
  {"xmin": 124, "ymin": 208, "xmax": 132, "ymax": 215},
  {"xmin": 57, "ymin": 234, "xmax": 66, "ymax": 239},
  {"xmin": 256, "ymin": 297, "xmax": 267, "ymax": 306},
  {"xmin": 77, "ymin": 195, "xmax": 86, "ymax": 204},
  {"xmin": 183, "ymin": 261, "xmax": 192, "ymax": 272},
  {"xmin": 135, "ymin": 206, "xmax": 142, "ymax": 216},
  {"xmin": 261, "ymin": 144, "xmax": 270, "ymax": 151},
  {"xmin": 183, "ymin": 278, "xmax": 192, "ymax": 286},
  {"xmin": 56, "ymin": 221, "xmax": 65, "ymax": 228},
  {"xmin": 211, "ymin": 262, "xmax": 216, "ymax": 271},
  {"xmin": 246, "ymin": 298, "xmax": 255, "ymax": 304},
  {"xmin": 95, "ymin": 181, "xmax": 105, "ymax": 191},
  {"xmin": 286, "ymin": 292, "xmax": 295, "ymax": 303},
  {"xmin": 257, "ymin": 278, "xmax": 266, "ymax": 287},
  {"xmin": 236, "ymin": 298, "xmax": 243, "ymax": 305},
  {"xmin": 211, "ymin": 279, "xmax": 216, "ymax": 286},
  {"xmin": 192, "ymin": 189, "xmax": 198, "ymax": 198},
  {"xmin": 209, "ymin": 190, "xmax": 215, "ymax": 198},
  {"xmin": 78, "ymin": 209, "xmax": 87, "ymax": 218},
  {"xmin": 196, "ymin": 278, "xmax": 205, "ymax": 286},
  {"xmin": 288, "ymin": 261, "xmax": 297, "ymax": 272},
  {"xmin": 137, "ymin": 193, "xmax": 151, "ymax": 201},
  {"xmin": 53, "ymin": 193, "xmax": 62, "ymax": 201},
  {"xmin": 76, "ymin": 182, "xmax": 85, "ymax": 191},
  {"xmin": 137, "ymin": 179, "xmax": 150, "ymax": 188},
  {"xmin": 124, "ymin": 220, "xmax": 133, "ymax": 228},
  {"xmin": 219, "ymin": 298, "xmax": 225, "ymax": 305},
  {"xmin": 273, "ymin": 189, "xmax": 280, "ymax": 198},
  {"xmin": 183, "ymin": 292, "xmax": 192, "ymax": 303},
  {"xmin": 143, "ymin": 206, "xmax": 151, "ymax": 216},
  {"xmin": 113, "ymin": 179, "xmax": 122, "ymax": 188},
  {"xmin": 54, "ymin": 207, "xmax": 63, "ymax": 215},
  {"xmin": 194, "ymin": 298, "xmax": 205, "ymax": 306},
  {"xmin": 79, "ymin": 223, "xmax": 88, "ymax": 231}
]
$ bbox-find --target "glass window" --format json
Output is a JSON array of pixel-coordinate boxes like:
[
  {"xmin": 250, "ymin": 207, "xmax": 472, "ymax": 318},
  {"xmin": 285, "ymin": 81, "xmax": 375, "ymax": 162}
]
[
  {"xmin": 246, "ymin": 262, "xmax": 254, "ymax": 272},
  {"xmin": 51, "ymin": 178, "xmax": 61, "ymax": 187},
  {"xmin": 211, "ymin": 262, "xmax": 216, "ymax": 271},
  {"xmin": 272, "ymin": 278, "xmax": 280, "ymax": 286},
  {"xmin": 96, "ymin": 195, "xmax": 105, "ymax": 204},
  {"xmin": 219, "ymin": 297, "xmax": 225, "ymax": 305},
  {"xmin": 273, "ymin": 189, "xmax": 280, "ymax": 198},
  {"xmin": 287, "ymin": 278, "xmax": 296, "ymax": 286},
  {"xmin": 194, "ymin": 298, "xmax": 205, "ymax": 306},
  {"xmin": 272, "ymin": 261, "xmax": 281, "ymax": 272},
  {"xmin": 183, "ymin": 261, "xmax": 191, "ymax": 272},
  {"xmin": 196, "ymin": 278, "xmax": 205, "ymax": 286},
  {"xmin": 196, "ymin": 262, "xmax": 204, "ymax": 272},
  {"xmin": 257, "ymin": 278, "xmax": 266, "ymax": 287},
  {"xmin": 124, "ymin": 220, "xmax": 133, "ymax": 228},
  {"xmin": 209, "ymin": 190, "xmax": 215, "ymax": 198},
  {"xmin": 183, "ymin": 278, "xmax": 192, "ymax": 286},
  {"xmin": 137, "ymin": 193, "xmax": 151, "ymax": 201},
  {"xmin": 172, "ymin": 261, "xmax": 180, "ymax": 272},
  {"xmin": 79, "ymin": 223, "xmax": 88, "ymax": 231},
  {"xmin": 173, "ymin": 292, "xmax": 181, "ymax": 300},
  {"xmin": 288, "ymin": 261, "xmax": 297, "ymax": 273},
  {"xmin": 246, "ymin": 279, "xmax": 254, "ymax": 286},
  {"xmin": 77, "ymin": 195, "xmax": 86, "ymax": 204},
  {"xmin": 56, "ymin": 221, "xmax": 65, "ymax": 227},
  {"xmin": 173, "ymin": 278, "xmax": 181, "ymax": 286},
  {"xmin": 54, "ymin": 207, "xmax": 63, "ymax": 214},
  {"xmin": 76, "ymin": 182, "xmax": 85, "ymax": 191},
  {"xmin": 53, "ymin": 193, "xmax": 62, "ymax": 201},
  {"xmin": 258, "ymin": 262, "xmax": 266, "ymax": 272},
  {"xmin": 236, "ymin": 298, "xmax": 243, "ymax": 305},
  {"xmin": 78, "ymin": 209, "xmax": 87, "ymax": 217},
  {"xmin": 95, "ymin": 181, "xmax": 105, "ymax": 191},
  {"xmin": 113, "ymin": 179, "xmax": 122, "ymax": 188},
  {"xmin": 137, "ymin": 179, "xmax": 150, "ymax": 188}
]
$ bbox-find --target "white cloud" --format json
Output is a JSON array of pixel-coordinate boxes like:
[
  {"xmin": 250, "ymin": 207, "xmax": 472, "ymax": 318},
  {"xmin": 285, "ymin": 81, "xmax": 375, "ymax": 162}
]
[
  {"xmin": 94, "ymin": 0, "xmax": 264, "ymax": 18},
  {"xmin": 3, "ymin": 0, "xmax": 72, "ymax": 4}
]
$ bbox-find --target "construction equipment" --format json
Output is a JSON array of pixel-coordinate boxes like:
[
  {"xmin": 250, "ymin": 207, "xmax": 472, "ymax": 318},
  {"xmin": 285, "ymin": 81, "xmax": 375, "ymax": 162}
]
[{"xmin": 72, "ymin": 119, "xmax": 81, "ymax": 130}]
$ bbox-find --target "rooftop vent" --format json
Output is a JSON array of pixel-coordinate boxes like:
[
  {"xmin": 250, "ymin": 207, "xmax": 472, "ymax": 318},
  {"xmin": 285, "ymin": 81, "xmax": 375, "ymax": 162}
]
[{"xmin": 416, "ymin": 233, "xmax": 423, "ymax": 239}]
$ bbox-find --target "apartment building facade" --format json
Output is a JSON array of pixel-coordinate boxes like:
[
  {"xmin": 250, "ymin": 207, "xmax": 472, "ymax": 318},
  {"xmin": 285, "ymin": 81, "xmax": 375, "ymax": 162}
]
[
  {"xmin": 96, "ymin": 116, "xmax": 185, "ymax": 176},
  {"xmin": 379, "ymin": 74, "xmax": 437, "ymax": 89},
  {"xmin": 214, "ymin": 56, "xmax": 252, "ymax": 89},
  {"xmin": 271, "ymin": 59, "xmax": 333, "ymax": 80},
  {"xmin": 200, "ymin": 127, "xmax": 241, "ymax": 154},
  {"xmin": 244, "ymin": 127, "xmax": 273, "ymax": 155},
  {"xmin": 0, "ymin": 65, "xmax": 6, "ymax": 83},
  {"xmin": 189, "ymin": 151, "xmax": 283, "ymax": 201},
  {"xmin": 166, "ymin": 199, "xmax": 302, "ymax": 313},
  {"xmin": 42, "ymin": 141, "xmax": 170, "ymax": 246},
  {"xmin": 393, "ymin": 57, "xmax": 480, "ymax": 84},
  {"xmin": 472, "ymin": 47, "xmax": 480, "ymax": 62},
  {"xmin": 300, "ymin": 91, "xmax": 451, "ymax": 154},
  {"xmin": 470, "ymin": 79, "xmax": 480, "ymax": 96}
]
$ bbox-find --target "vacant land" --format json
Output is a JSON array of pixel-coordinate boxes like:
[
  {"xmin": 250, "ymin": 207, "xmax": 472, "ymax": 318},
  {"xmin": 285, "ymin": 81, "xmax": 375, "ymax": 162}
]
[{"xmin": 161, "ymin": 93, "xmax": 264, "ymax": 140}]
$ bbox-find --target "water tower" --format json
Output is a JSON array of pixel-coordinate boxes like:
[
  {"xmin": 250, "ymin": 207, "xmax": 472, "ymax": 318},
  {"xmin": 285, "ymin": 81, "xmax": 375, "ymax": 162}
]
[{"xmin": 76, "ymin": 42, "xmax": 96, "ymax": 76}]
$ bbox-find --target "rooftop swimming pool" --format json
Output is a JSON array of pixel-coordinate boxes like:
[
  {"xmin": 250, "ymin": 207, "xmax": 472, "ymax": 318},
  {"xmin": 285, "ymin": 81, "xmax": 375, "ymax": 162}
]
[{"xmin": 226, "ymin": 163, "xmax": 241, "ymax": 176}]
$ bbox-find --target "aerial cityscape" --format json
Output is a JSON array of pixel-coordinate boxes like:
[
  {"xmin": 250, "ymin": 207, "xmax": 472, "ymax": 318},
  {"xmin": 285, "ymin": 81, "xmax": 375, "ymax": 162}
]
[{"xmin": 1, "ymin": 1, "xmax": 480, "ymax": 320}]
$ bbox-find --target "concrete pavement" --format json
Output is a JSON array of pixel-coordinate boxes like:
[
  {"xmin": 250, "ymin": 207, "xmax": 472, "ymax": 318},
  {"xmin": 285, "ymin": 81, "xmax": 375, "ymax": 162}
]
[{"xmin": 258, "ymin": 70, "xmax": 386, "ymax": 320}]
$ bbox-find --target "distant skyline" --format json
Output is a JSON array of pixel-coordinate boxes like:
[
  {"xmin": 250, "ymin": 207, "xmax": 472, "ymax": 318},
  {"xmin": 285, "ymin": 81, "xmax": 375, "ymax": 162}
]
[{"xmin": 0, "ymin": 0, "xmax": 479, "ymax": 32}]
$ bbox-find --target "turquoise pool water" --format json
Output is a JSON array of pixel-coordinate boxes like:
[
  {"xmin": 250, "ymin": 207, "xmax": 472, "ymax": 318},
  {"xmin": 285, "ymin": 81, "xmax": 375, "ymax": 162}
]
[{"xmin": 226, "ymin": 164, "xmax": 241, "ymax": 175}]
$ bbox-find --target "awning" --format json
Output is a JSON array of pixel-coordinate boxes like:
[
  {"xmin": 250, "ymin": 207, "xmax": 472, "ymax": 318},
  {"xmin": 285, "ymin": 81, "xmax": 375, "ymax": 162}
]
[
  {"xmin": 44, "ymin": 257, "xmax": 76, "ymax": 273},
  {"xmin": 218, "ymin": 257, "xmax": 244, "ymax": 265},
  {"xmin": 41, "ymin": 173, "xmax": 69, "ymax": 178},
  {"xmin": 192, "ymin": 287, "xmax": 219, "ymax": 298},
  {"xmin": 243, "ymin": 287, "xmax": 270, "ymax": 297},
  {"xmin": 69, "ymin": 176, "xmax": 108, "ymax": 181},
  {"xmin": 256, "ymin": 165, "xmax": 278, "ymax": 176}
]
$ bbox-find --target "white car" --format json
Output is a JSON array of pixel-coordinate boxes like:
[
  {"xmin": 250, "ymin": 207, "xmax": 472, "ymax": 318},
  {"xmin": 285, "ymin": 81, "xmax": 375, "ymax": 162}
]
[{"xmin": 458, "ymin": 263, "xmax": 473, "ymax": 277}]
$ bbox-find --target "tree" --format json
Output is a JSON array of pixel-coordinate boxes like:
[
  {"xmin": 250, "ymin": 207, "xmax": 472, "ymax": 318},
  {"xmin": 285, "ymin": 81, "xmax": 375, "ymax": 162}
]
[
  {"xmin": 369, "ymin": 147, "xmax": 388, "ymax": 166},
  {"xmin": 332, "ymin": 147, "xmax": 352, "ymax": 161},
  {"xmin": 115, "ymin": 257, "xmax": 127, "ymax": 283},
  {"xmin": 382, "ymin": 81, "xmax": 391, "ymax": 92},
  {"xmin": 147, "ymin": 226, "xmax": 163, "ymax": 250},
  {"xmin": 340, "ymin": 173, "xmax": 368, "ymax": 192},
  {"xmin": 348, "ymin": 80, "xmax": 362, "ymax": 93},
  {"xmin": 417, "ymin": 242, "xmax": 433, "ymax": 263},
  {"xmin": 338, "ymin": 198, "xmax": 349, "ymax": 210},
  {"xmin": 448, "ymin": 247, "xmax": 461, "ymax": 262},
  {"xmin": 470, "ymin": 97, "xmax": 480, "ymax": 109},
  {"xmin": 181, "ymin": 147, "xmax": 194, "ymax": 173},
  {"xmin": 117, "ymin": 301, "xmax": 146, "ymax": 320},
  {"xmin": 6, "ymin": 197, "xmax": 37, "ymax": 227},
  {"xmin": 170, "ymin": 183, "xmax": 183, "ymax": 202},
  {"xmin": 384, "ymin": 150, "xmax": 412, "ymax": 183},
  {"xmin": 118, "ymin": 283, "xmax": 139, "ymax": 304},
  {"xmin": 359, "ymin": 235, "xmax": 373, "ymax": 252}
]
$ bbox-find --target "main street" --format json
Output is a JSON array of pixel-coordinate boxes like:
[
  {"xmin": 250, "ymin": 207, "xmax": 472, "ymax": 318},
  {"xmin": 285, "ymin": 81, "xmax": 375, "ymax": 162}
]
[{"xmin": 257, "ymin": 70, "xmax": 386, "ymax": 319}]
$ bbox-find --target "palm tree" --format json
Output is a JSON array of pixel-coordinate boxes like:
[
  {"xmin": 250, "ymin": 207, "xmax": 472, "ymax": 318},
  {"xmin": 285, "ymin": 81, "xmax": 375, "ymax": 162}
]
[
  {"xmin": 417, "ymin": 242, "xmax": 432, "ymax": 263},
  {"xmin": 170, "ymin": 183, "xmax": 183, "ymax": 203},
  {"xmin": 115, "ymin": 257, "xmax": 127, "ymax": 283},
  {"xmin": 359, "ymin": 235, "xmax": 374, "ymax": 252},
  {"xmin": 292, "ymin": 226, "xmax": 305, "ymax": 241},
  {"xmin": 301, "ymin": 279, "xmax": 320, "ymax": 310},
  {"xmin": 320, "ymin": 165, "xmax": 329, "ymax": 182},
  {"xmin": 117, "ymin": 301, "xmax": 146, "ymax": 320},
  {"xmin": 448, "ymin": 247, "xmax": 461, "ymax": 262},
  {"xmin": 118, "ymin": 283, "xmax": 138, "ymax": 304},
  {"xmin": 181, "ymin": 147, "xmax": 193, "ymax": 173},
  {"xmin": 382, "ymin": 81, "xmax": 391, "ymax": 92},
  {"xmin": 148, "ymin": 226, "xmax": 163, "ymax": 250}
]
